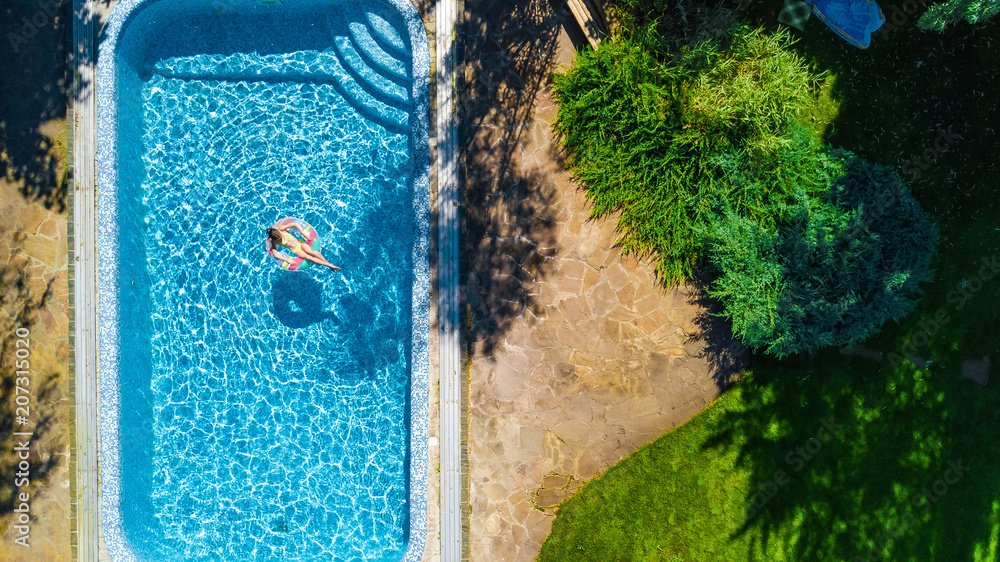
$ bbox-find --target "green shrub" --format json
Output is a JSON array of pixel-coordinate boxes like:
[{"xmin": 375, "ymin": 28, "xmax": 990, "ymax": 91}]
[
  {"xmin": 554, "ymin": 3, "xmax": 939, "ymax": 356},
  {"xmin": 679, "ymin": 27, "xmax": 817, "ymax": 154},
  {"xmin": 553, "ymin": 24, "xmax": 817, "ymax": 283},
  {"xmin": 609, "ymin": 0, "xmax": 737, "ymax": 52},
  {"xmin": 918, "ymin": 0, "xmax": 1000, "ymax": 30},
  {"xmin": 705, "ymin": 151, "xmax": 939, "ymax": 357}
]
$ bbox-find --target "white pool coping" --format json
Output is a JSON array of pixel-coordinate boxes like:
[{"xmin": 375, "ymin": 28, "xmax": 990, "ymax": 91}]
[
  {"xmin": 435, "ymin": 0, "xmax": 463, "ymax": 556},
  {"xmin": 71, "ymin": 0, "xmax": 102, "ymax": 560}
]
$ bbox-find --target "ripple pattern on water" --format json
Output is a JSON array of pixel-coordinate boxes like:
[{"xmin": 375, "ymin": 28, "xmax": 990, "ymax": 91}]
[{"xmin": 118, "ymin": 26, "xmax": 414, "ymax": 561}]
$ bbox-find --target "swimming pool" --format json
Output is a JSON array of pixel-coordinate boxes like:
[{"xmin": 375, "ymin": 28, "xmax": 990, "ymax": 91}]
[{"xmin": 96, "ymin": 0, "xmax": 429, "ymax": 559}]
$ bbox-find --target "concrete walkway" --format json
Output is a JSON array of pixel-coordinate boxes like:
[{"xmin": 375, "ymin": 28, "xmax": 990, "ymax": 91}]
[{"xmin": 460, "ymin": 0, "xmax": 740, "ymax": 558}]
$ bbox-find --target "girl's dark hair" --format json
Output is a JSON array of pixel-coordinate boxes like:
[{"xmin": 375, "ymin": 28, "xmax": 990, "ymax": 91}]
[{"xmin": 266, "ymin": 228, "xmax": 281, "ymax": 246}]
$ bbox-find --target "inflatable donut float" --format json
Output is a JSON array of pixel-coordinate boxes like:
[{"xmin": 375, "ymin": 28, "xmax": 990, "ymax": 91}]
[{"xmin": 266, "ymin": 217, "xmax": 321, "ymax": 271}]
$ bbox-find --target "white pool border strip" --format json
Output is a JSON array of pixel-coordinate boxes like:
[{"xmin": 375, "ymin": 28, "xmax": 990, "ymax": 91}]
[
  {"xmin": 435, "ymin": 0, "xmax": 462, "ymax": 556},
  {"xmin": 72, "ymin": 0, "xmax": 100, "ymax": 560},
  {"xmin": 94, "ymin": 0, "xmax": 430, "ymax": 560}
]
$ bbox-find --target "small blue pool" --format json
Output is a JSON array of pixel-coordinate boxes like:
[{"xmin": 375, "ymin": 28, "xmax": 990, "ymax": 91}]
[{"xmin": 96, "ymin": 0, "xmax": 429, "ymax": 560}]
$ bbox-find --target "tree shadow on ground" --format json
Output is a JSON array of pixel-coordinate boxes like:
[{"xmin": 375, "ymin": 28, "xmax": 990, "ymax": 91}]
[
  {"xmin": 700, "ymin": 6, "xmax": 1000, "ymax": 558},
  {"xmin": 699, "ymin": 216, "xmax": 1000, "ymax": 560},
  {"xmin": 739, "ymin": 0, "xmax": 999, "ymax": 224},
  {"xmin": 683, "ymin": 269, "xmax": 753, "ymax": 390},
  {"xmin": 462, "ymin": 0, "xmax": 585, "ymax": 358},
  {"xmin": 0, "ymin": 254, "xmax": 60, "ymax": 517},
  {"xmin": 542, "ymin": 2, "xmax": 1000, "ymax": 558},
  {"xmin": 703, "ymin": 345, "xmax": 1000, "ymax": 560},
  {"xmin": 1, "ymin": 0, "xmax": 73, "ymax": 213}
]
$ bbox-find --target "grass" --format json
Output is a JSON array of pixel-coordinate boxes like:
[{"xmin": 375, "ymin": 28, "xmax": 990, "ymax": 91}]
[
  {"xmin": 541, "ymin": 352, "xmax": 1000, "ymax": 560},
  {"xmin": 540, "ymin": 3, "xmax": 1000, "ymax": 560}
]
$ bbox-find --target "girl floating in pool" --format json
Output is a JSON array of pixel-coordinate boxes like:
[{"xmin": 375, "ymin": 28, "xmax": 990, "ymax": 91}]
[{"xmin": 266, "ymin": 224, "xmax": 341, "ymax": 272}]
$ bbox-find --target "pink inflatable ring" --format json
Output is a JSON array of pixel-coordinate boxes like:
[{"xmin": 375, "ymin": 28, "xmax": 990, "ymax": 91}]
[{"xmin": 266, "ymin": 217, "xmax": 321, "ymax": 271}]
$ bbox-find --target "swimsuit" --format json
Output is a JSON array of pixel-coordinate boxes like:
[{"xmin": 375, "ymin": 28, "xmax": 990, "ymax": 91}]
[{"xmin": 280, "ymin": 231, "xmax": 303, "ymax": 253}]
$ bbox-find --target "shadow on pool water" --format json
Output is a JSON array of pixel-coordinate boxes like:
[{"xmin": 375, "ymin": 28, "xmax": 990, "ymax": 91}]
[
  {"xmin": 334, "ymin": 290, "xmax": 407, "ymax": 380},
  {"xmin": 270, "ymin": 271, "xmax": 405, "ymax": 381},
  {"xmin": 270, "ymin": 272, "xmax": 337, "ymax": 329}
]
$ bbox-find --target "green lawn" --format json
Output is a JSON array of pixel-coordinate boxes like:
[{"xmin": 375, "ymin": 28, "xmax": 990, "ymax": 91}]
[
  {"xmin": 540, "ymin": 5, "xmax": 1000, "ymax": 561},
  {"xmin": 540, "ymin": 355, "xmax": 1000, "ymax": 560}
]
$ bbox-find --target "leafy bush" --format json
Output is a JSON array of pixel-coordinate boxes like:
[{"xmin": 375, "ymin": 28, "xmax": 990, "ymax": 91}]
[
  {"xmin": 554, "ymin": 2, "xmax": 939, "ymax": 356},
  {"xmin": 705, "ymin": 151, "xmax": 939, "ymax": 357},
  {"xmin": 680, "ymin": 27, "xmax": 816, "ymax": 154},
  {"xmin": 553, "ymin": 22, "xmax": 817, "ymax": 283},
  {"xmin": 918, "ymin": 0, "xmax": 1000, "ymax": 30}
]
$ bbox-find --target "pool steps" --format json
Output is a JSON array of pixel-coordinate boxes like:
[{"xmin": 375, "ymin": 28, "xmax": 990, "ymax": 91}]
[
  {"xmin": 347, "ymin": 20, "xmax": 408, "ymax": 81},
  {"xmin": 332, "ymin": 35, "xmax": 409, "ymax": 105},
  {"xmin": 328, "ymin": 5, "xmax": 411, "ymax": 106},
  {"xmin": 346, "ymin": 2, "xmax": 410, "ymax": 60},
  {"xmin": 147, "ymin": 5, "xmax": 414, "ymax": 136},
  {"xmin": 314, "ymin": 42, "xmax": 411, "ymax": 133},
  {"xmin": 322, "ymin": 5, "xmax": 412, "ymax": 134},
  {"xmin": 151, "ymin": 2, "xmax": 414, "ymax": 137},
  {"xmin": 152, "ymin": 64, "xmax": 410, "ymax": 136}
]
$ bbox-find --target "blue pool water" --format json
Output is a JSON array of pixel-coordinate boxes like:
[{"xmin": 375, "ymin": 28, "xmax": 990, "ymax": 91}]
[{"xmin": 99, "ymin": 0, "xmax": 428, "ymax": 560}]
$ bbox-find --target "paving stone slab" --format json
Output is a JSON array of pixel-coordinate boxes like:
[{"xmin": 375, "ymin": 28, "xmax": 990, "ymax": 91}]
[{"xmin": 463, "ymin": 2, "xmax": 733, "ymax": 558}]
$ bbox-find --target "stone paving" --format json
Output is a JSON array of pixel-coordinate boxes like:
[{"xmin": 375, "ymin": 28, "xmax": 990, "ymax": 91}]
[
  {"xmin": 0, "ymin": 118, "xmax": 71, "ymax": 562},
  {"xmin": 461, "ymin": 1, "xmax": 740, "ymax": 559}
]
